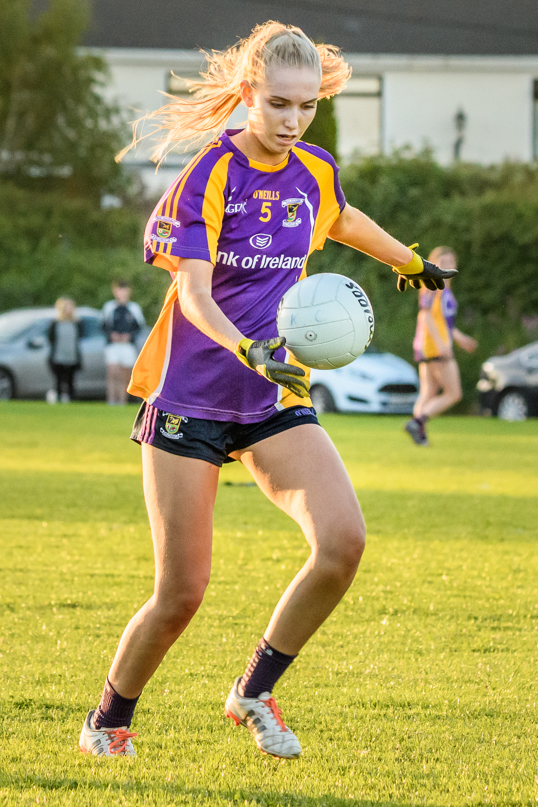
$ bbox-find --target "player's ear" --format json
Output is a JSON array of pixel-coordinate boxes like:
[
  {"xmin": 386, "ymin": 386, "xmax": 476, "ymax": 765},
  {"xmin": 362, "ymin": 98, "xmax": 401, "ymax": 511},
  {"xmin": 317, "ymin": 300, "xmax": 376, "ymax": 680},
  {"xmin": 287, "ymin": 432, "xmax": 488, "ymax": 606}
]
[{"xmin": 240, "ymin": 80, "xmax": 255, "ymax": 108}]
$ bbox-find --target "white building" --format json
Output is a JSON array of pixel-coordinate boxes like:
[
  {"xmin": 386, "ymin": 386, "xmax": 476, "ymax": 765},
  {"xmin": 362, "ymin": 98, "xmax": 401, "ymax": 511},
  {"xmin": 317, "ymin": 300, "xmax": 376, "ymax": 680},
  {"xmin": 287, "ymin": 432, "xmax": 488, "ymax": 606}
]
[{"xmin": 79, "ymin": 1, "xmax": 538, "ymax": 194}]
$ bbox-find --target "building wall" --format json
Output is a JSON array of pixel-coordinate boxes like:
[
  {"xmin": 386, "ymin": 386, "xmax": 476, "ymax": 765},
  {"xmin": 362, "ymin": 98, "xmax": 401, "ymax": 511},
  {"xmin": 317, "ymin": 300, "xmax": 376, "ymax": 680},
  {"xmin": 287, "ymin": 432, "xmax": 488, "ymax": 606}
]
[
  {"xmin": 381, "ymin": 63, "xmax": 535, "ymax": 164},
  {"xmin": 346, "ymin": 55, "xmax": 538, "ymax": 165},
  {"xmin": 98, "ymin": 50, "xmax": 206, "ymax": 194},
  {"xmin": 94, "ymin": 49, "xmax": 538, "ymax": 194}
]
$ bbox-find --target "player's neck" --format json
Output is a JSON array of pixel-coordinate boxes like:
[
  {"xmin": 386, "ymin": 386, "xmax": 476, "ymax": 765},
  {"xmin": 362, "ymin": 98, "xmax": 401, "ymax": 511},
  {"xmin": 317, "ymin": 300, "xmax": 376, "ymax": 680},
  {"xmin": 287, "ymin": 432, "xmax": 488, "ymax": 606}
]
[{"xmin": 229, "ymin": 130, "xmax": 290, "ymax": 167}]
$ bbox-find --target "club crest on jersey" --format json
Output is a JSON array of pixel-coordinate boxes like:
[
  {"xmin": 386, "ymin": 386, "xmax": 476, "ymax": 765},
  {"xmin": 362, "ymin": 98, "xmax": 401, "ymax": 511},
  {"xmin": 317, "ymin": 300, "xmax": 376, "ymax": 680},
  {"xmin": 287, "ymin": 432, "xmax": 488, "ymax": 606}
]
[
  {"xmin": 156, "ymin": 220, "xmax": 172, "ymax": 238},
  {"xmin": 249, "ymin": 233, "xmax": 272, "ymax": 249},
  {"xmin": 282, "ymin": 198, "xmax": 303, "ymax": 228},
  {"xmin": 164, "ymin": 414, "xmax": 183, "ymax": 434}
]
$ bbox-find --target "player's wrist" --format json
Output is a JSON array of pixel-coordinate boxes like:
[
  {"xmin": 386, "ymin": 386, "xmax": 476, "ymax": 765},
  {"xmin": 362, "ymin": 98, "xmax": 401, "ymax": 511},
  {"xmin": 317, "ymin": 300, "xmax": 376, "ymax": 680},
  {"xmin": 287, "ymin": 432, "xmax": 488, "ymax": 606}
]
[
  {"xmin": 393, "ymin": 243, "xmax": 423, "ymax": 276},
  {"xmin": 235, "ymin": 337, "xmax": 254, "ymax": 368}
]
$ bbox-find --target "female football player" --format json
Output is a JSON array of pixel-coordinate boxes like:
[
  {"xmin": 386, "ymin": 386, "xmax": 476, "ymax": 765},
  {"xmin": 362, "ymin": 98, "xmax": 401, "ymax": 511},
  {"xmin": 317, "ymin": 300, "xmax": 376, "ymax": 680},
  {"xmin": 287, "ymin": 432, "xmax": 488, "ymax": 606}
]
[
  {"xmin": 80, "ymin": 21, "xmax": 455, "ymax": 758},
  {"xmin": 405, "ymin": 246, "xmax": 477, "ymax": 446}
]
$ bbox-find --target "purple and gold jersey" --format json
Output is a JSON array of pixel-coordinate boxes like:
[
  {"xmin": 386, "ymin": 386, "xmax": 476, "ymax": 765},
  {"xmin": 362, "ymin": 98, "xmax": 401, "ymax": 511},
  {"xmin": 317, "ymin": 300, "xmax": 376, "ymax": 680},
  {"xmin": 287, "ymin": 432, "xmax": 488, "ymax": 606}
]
[
  {"xmin": 129, "ymin": 129, "xmax": 346, "ymax": 423},
  {"xmin": 413, "ymin": 287, "xmax": 458, "ymax": 362}
]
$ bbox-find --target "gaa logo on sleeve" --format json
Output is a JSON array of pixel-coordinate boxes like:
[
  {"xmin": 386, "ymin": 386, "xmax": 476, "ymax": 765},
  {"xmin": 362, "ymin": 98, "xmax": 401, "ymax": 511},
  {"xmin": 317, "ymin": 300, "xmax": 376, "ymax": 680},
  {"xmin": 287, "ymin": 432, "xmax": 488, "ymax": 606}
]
[
  {"xmin": 157, "ymin": 220, "xmax": 172, "ymax": 238},
  {"xmin": 152, "ymin": 215, "xmax": 180, "ymax": 243}
]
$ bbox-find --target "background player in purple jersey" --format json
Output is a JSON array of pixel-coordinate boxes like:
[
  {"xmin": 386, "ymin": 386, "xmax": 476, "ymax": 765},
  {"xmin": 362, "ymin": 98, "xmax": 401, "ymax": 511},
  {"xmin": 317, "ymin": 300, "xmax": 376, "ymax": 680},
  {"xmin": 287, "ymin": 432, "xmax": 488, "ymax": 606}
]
[
  {"xmin": 405, "ymin": 246, "xmax": 478, "ymax": 446},
  {"xmin": 80, "ymin": 22, "xmax": 456, "ymax": 758}
]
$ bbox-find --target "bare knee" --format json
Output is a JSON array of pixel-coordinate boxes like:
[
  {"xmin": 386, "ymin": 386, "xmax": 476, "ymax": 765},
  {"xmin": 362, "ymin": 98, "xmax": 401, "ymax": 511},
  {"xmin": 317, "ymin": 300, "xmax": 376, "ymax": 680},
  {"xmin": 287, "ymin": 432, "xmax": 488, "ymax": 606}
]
[
  {"xmin": 445, "ymin": 387, "xmax": 462, "ymax": 407},
  {"xmin": 315, "ymin": 519, "xmax": 366, "ymax": 581},
  {"xmin": 152, "ymin": 581, "xmax": 208, "ymax": 635}
]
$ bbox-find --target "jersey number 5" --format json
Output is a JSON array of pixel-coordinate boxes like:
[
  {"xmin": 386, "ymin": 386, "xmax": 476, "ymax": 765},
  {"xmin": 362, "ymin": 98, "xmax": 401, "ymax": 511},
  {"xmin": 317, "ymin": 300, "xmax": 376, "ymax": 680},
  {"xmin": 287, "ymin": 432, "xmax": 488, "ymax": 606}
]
[{"xmin": 259, "ymin": 202, "xmax": 271, "ymax": 222}]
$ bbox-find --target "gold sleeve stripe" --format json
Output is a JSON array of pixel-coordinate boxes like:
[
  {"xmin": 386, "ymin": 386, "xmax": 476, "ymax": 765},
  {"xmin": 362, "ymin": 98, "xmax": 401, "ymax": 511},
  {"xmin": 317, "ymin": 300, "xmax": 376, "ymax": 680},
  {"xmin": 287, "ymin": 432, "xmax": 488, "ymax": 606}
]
[
  {"xmin": 153, "ymin": 149, "xmax": 204, "ymax": 219},
  {"xmin": 201, "ymin": 152, "xmax": 233, "ymax": 264},
  {"xmin": 162, "ymin": 142, "xmax": 222, "ymax": 256},
  {"xmin": 166, "ymin": 143, "xmax": 214, "ymax": 220},
  {"xmin": 291, "ymin": 148, "xmax": 341, "ymax": 255},
  {"xmin": 150, "ymin": 142, "xmax": 216, "ymax": 256}
]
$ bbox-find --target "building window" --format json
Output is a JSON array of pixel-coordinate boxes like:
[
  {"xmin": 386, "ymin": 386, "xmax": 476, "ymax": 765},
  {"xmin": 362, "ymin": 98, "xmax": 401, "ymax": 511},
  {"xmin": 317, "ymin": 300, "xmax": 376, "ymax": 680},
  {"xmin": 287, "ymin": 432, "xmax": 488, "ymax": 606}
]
[
  {"xmin": 334, "ymin": 76, "xmax": 382, "ymax": 160},
  {"xmin": 167, "ymin": 73, "xmax": 191, "ymax": 95},
  {"xmin": 167, "ymin": 71, "xmax": 247, "ymax": 129},
  {"xmin": 534, "ymin": 80, "xmax": 538, "ymax": 160}
]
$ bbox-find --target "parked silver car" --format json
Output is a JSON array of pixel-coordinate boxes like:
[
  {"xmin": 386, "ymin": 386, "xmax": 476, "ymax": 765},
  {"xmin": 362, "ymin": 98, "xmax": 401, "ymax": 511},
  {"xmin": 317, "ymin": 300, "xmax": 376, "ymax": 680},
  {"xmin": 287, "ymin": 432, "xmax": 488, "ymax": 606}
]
[
  {"xmin": 0, "ymin": 307, "xmax": 107, "ymax": 400},
  {"xmin": 477, "ymin": 341, "xmax": 538, "ymax": 420}
]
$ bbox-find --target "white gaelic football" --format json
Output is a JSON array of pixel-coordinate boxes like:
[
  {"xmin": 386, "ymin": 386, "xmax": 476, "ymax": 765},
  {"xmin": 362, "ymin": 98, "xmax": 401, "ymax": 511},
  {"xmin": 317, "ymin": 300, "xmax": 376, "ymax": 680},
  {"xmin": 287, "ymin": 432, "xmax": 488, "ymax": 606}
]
[{"xmin": 277, "ymin": 273, "xmax": 375, "ymax": 369}]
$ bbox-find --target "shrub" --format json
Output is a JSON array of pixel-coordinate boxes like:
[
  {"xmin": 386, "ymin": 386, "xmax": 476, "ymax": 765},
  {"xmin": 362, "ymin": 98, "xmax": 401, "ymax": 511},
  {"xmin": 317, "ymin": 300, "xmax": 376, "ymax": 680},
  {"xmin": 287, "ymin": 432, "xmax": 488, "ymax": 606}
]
[
  {"xmin": 308, "ymin": 152, "xmax": 538, "ymax": 409},
  {"xmin": 0, "ymin": 184, "xmax": 169, "ymax": 323}
]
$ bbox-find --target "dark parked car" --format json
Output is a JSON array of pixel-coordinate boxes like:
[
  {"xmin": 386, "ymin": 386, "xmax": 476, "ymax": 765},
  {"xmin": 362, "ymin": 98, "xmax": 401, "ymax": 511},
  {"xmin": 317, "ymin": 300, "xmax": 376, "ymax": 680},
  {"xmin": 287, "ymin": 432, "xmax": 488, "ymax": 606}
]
[{"xmin": 477, "ymin": 341, "xmax": 538, "ymax": 420}]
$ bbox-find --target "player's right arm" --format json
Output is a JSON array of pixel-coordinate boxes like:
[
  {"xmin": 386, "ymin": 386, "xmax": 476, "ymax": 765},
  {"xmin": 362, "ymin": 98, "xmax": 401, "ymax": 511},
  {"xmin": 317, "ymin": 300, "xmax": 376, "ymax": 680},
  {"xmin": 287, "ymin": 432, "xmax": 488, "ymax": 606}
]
[
  {"xmin": 153, "ymin": 253, "xmax": 309, "ymax": 398},
  {"xmin": 172, "ymin": 255, "xmax": 244, "ymax": 353}
]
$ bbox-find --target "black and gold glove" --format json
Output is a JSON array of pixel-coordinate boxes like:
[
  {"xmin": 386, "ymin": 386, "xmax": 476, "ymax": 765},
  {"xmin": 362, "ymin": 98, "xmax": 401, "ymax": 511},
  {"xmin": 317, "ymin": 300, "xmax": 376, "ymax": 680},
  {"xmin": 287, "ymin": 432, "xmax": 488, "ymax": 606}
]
[
  {"xmin": 235, "ymin": 336, "xmax": 309, "ymax": 399},
  {"xmin": 393, "ymin": 243, "xmax": 458, "ymax": 292}
]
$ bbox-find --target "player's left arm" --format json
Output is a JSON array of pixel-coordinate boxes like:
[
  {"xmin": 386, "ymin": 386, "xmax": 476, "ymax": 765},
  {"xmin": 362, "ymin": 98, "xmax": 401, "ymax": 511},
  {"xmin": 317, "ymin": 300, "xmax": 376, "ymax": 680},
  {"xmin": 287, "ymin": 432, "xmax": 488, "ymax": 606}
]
[
  {"xmin": 328, "ymin": 203, "xmax": 412, "ymax": 266},
  {"xmin": 452, "ymin": 327, "xmax": 478, "ymax": 353},
  {"xmin": 328, "ymin": 204, "xmax": 457, "ymax": 291}
]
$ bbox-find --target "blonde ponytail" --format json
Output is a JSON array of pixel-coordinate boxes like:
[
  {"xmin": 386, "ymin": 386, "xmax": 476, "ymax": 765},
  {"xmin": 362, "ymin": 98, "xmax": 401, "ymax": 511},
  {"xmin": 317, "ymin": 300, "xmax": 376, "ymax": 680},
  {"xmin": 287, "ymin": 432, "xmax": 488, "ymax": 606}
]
[{"xmin": 117, "ymin": 21, "xmax": 351, "ymax": 166}]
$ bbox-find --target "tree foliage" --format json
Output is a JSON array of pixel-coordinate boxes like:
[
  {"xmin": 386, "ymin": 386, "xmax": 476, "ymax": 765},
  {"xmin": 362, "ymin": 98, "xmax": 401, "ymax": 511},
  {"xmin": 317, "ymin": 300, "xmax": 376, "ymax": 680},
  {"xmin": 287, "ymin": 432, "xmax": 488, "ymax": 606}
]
[
  {"xmin": 0, "ymin": 183, "xmax": 171, "ymax": 324},
  {"xmin": 303, "ymin": 97, "xmax": 338, "ymax": 160},
  {"xmin": 0, "ymin": 0, "xmax": 127, "ymax": 199}
]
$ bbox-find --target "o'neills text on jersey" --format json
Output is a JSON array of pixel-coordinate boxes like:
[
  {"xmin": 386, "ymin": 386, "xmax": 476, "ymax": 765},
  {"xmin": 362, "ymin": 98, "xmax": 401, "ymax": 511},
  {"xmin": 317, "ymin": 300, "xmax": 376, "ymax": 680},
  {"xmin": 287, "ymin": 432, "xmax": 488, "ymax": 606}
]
[
  {"xmin": 253, "ymin": 190, "xmax": 280, "ymax": 200},
  {"xmin": 216, "ymin": 250, "xmax": 307, "ymax": 269}
]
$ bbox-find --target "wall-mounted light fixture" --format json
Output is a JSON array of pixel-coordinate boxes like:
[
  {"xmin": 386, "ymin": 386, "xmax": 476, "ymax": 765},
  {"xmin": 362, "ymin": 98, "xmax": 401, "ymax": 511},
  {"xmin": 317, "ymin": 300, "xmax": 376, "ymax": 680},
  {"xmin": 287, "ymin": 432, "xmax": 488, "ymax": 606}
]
[{"xmin": 454, "ymin": 107, "xmax": 467, "ymax": 161}]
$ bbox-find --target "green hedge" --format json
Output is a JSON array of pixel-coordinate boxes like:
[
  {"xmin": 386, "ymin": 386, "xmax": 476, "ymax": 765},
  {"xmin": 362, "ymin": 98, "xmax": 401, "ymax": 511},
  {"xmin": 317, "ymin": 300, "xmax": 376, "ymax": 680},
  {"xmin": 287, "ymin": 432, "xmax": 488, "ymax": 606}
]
[
  {"xmin": 0, "ymin": 184, "xmax": 170, "ymax": 323},
  {"xmin": 308, "ymin": 152, "xmax": 538, "ymax": 409}
]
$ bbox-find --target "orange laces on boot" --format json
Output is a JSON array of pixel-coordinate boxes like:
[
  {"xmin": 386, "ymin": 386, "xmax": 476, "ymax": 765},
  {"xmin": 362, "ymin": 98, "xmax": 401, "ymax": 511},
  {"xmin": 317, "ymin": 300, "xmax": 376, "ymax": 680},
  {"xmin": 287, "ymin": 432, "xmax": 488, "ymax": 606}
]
[
  {"xmin": 105, "ymin": 728, "xmax": 138, "ymax": 754},
  {"xmin": 261, "ymin": 697, "xmax": 287, "ymax": 732}
]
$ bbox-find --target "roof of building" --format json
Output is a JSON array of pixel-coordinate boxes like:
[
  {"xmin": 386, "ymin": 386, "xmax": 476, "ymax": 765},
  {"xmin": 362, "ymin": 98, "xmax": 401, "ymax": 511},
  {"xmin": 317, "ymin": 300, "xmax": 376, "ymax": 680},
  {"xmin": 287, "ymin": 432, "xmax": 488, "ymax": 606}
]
[{"xmin": 78, "ymin": 0, "xmax": 538, "ymax": 55}]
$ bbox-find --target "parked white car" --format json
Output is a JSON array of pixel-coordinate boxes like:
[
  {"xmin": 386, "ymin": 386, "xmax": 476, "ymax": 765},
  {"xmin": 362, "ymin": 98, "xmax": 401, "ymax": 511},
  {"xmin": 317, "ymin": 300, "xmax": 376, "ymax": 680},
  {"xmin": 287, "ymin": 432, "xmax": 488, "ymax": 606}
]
[{"xmin": 309, "ymin": 346, "xmax": 419, "ymax": 414}]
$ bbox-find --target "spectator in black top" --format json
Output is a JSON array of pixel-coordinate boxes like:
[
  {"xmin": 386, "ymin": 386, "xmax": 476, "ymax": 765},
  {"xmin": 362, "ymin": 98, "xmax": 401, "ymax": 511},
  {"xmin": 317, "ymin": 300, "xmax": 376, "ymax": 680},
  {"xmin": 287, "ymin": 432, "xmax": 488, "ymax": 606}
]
[
  {"xmin": 102, "ymin": 280, "xmax": 146, "ymax": 405},
  {"xmin": 47, "ymin": 297, "xmax": 83, "ymax": 403}
]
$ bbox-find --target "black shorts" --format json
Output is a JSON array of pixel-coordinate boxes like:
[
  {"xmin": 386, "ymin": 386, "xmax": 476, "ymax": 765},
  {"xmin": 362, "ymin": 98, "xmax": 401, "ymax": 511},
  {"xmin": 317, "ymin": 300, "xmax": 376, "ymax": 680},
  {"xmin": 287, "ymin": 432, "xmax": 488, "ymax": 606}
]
[
  {"xmin": 131, "ymin": 402, "xmax": 319, "ymax": 467},
  {"xmin": 417, "ymin": 356, "xmax": 453, "ymax": 365}
]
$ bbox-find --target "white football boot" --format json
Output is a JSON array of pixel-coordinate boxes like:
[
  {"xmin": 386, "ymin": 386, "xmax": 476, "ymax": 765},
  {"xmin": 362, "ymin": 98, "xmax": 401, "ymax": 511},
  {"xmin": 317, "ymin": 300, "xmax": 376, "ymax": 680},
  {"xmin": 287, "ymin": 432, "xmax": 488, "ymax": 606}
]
[
  {"xmin": 225, "ymin": 677, "xmax": 302, "ymax": 759},
  {"xmin": 79, "ymin": 710, "xmax": 137, "ymax": 756}
]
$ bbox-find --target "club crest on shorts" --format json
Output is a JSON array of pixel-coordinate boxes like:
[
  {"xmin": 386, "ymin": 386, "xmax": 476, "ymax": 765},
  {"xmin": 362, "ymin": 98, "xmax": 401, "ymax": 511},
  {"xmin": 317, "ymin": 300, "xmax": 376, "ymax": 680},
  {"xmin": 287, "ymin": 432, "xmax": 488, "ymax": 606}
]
[
  {"xmin": 164, "ymin": 414, "xmax": 182, "ymax": 434},
  {"xmin": 282, "ymin": 198, "xmax": 303, "ymax": 228},
  {"xmin": 156, "ymin": 220, "xmax": 172, "ymax": 238}
]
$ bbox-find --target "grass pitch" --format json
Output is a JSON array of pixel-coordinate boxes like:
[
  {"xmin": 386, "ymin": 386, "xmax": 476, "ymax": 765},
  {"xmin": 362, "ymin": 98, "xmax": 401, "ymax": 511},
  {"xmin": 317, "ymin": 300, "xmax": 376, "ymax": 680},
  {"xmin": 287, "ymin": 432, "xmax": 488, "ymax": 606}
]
[{"xmin": 0, "ymin": 402, "xmax": 537, "ymax": 806}]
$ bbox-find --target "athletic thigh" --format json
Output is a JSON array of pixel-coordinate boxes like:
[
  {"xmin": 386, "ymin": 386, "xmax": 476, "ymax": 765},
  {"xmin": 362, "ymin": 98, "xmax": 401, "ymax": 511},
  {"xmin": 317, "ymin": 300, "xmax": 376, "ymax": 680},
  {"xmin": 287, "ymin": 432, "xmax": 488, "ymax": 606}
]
[
  {"xmin": 231, "ymin": 424, "xmax": 365, "ymax": 552},
  {"xmin": 430, "ymin": 358, "xmax": 461, "ymax": 395},
  {"xmin": 141, "ymin": 444, "xmax": 219, "ymax": 598},
  {"xmin": 419, "ymin": 362, "xmax": 441, "ymax": 397}
]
